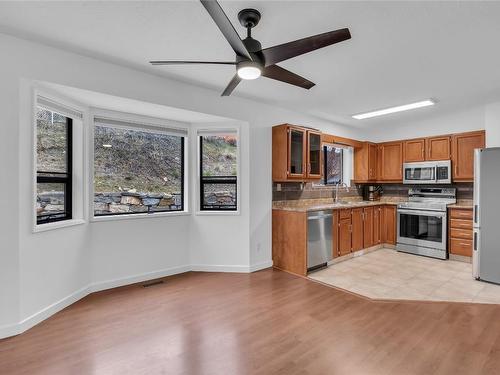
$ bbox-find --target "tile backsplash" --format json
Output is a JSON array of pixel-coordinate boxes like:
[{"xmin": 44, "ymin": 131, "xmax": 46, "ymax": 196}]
[{"xmin": 272, "ymin": 182, "xmax": 473, "ymax": 201}]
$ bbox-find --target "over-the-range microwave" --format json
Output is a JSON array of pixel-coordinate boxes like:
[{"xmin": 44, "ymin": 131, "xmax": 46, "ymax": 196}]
[{"xmin": 403, "ymin": 160, "xmax": 452, "ymax": 184}]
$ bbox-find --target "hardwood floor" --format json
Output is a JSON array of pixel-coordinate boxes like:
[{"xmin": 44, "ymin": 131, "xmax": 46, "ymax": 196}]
[{"xmin": 1, "ymin": 269, "xmax": 500, "ymax": 375}]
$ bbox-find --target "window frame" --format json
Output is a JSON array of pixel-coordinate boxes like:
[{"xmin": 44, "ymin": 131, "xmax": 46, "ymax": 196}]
[
  {"xmin": 323, "ymin": 144, "xmax": 344, "ymax": 186},
  {"xmin": 36, "ymin": 114, "xmax": 73, "ymax": 224},
  {"xmin": 197, "ymin": 129, "xmax": 239, "ymax": 214},
  {"xmin": 90, "ymin": 109, "xmax": 190, "ymax": 222}
]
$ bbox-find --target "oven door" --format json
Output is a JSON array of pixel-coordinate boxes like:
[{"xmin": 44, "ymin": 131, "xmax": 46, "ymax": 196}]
[
  {"xmin": 397, "ymin": 209, "xmax": 447, "ymax": 250},
  {"xmin": 403, "ymin": 164, "xmax": 436, "ymax": 184}
]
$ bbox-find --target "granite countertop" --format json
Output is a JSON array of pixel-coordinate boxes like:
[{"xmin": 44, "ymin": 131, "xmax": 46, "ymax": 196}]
[{"xmin": 272, "ymin": 197, "xmax": 405, "ymax": 212}]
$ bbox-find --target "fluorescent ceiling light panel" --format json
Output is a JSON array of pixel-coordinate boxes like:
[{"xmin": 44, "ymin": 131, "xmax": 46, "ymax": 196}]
[{"xmin": 352, "ymin": 99, "xmax": 435, "ymax": 120}]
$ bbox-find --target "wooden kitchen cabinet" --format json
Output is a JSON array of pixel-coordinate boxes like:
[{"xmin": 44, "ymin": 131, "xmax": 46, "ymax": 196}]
[
  {"xmin": 426, "ymin": 136, "xmax": 451, "ymax": 161},
  {"xmin": 451, "ymin": 130, "xmax": 485, "ymax": 181},
  {"xmin": 354, "ymin": 142, "xmax": 378, "ymax": 182},
  {"xmin": 382, "ymin": 205, "xmax": 397, "ymax": 245},
  {"xmin": 404, "ymin": 139, "xmax": 426, "ymax": 162},
  {"xmin": 307, "ymin": 130, "xmax": 322, "ymax": 179},
  {"xmin": 272, "ymin": 124, "xmax": 323, "ymax": 182},
  {"xmin": 363, "ymin": 207, "xmax": 374, "ymax": 248},
  {"xmin": 351, "ymin": 208, "xmax": 364, "ymax": 252},
  {"xmin": 272, "ymin": 209, "xmax": 307, "ymax": 276},
  {"xmin": 448, "ymin": 208, "xmax": 473, "ymax": 257},
  {"xmin": 338, "ymin": 210, "xmax": 352, "ymax": 256},
  {"xmin": 373, "ymin": 206, "xmax": 382, "ymax": 245},
  {"xmin": 379, "ymin": 141, "xmax": 403, "ymax": 181}
]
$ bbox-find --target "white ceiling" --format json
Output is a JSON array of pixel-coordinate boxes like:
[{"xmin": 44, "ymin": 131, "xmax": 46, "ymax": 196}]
[{"xmin": 2, "ymin": 1, "xmax": 500, "ymax": 128}]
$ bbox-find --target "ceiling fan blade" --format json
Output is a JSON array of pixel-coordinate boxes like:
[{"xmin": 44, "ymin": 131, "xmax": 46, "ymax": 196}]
[
  {"xmin": 261, "ymin": 28, "xmax": 351, "ymax": 66},
  {"xmin": 221, "ymin": 74, "xmax": 242, "ymax": 96},
  {"xmin": 150, "ymin": 60, "xmax": 236, "ymax": 65},
  {"xmin": 200, "ymin": 0, "xmax": 252, "ymax": 60},
  {"xmin": 262, "ymin": 65, "xmax": 315, "ymax": 89}
]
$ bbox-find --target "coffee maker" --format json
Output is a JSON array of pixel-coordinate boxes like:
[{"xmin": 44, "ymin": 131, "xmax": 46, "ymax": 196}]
[{"xmin": 363, "ymin": 185, "xmax": 382, "ymax": 201}]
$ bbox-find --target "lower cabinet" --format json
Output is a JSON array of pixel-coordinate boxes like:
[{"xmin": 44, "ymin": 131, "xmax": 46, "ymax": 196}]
[
  {"xmin": 334, "ymin": 205, "xmax": 394, "ymax": 257},
  {"xmin": 363, "ymin": 207, "xmax": 374, "ymax": 248},
  {"xmin": 351, "ymin": 208, "xmax": 364, "ymax": 252},
  {"xmin": 448, "ymin": 208, "xmax": 473, "ymax": 257},
  {"xmin": 338, "ymin": 209, "xmax": 352, "ymax": 256},
  {"xmin": 373, "ymin": 206, "xmax": 382, "ymax": 245},
  {"xmin": 381, "ymin": 205, "xmax": 397, "ymax": 245}
]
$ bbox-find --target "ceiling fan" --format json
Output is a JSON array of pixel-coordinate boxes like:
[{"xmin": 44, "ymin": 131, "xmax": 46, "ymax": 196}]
[{"xmin": 150, "ymin": 0, "xmax": 351, "ymax": 96}]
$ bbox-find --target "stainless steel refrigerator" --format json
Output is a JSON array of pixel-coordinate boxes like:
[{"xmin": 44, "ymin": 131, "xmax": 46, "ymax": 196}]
[{"xmin": 473, "ymin": 148, "xmax": 500, "ymax": 284}]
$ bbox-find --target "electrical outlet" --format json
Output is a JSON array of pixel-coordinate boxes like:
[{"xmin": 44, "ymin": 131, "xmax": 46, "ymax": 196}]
[
  {"xmin": 276, "ymin": 183, "xmax": 282, "ymax": 192},
  {"xmin": 257, "ymin": 243, "xmax": 262, "ymax": 253}
]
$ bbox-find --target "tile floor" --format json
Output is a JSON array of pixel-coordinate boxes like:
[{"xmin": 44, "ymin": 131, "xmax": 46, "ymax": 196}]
[{"xmin": 309, "ymin": 248, "xmax": 500, "ymax": 304}]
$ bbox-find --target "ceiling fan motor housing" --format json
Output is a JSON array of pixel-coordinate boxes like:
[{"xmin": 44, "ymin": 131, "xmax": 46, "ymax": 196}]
[{"xmin": 238, "ymin": 8, "xmax": 261, "ymax": 29}]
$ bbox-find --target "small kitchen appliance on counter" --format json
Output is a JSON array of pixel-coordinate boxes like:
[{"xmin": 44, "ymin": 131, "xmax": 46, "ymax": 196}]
[
  {"xmin": 363, "ymin": 185, "xmax": 382, "ymax": 201},
  {"xmin": 397, "ymin": 187, "xmax": 456, "ymax": 259}
]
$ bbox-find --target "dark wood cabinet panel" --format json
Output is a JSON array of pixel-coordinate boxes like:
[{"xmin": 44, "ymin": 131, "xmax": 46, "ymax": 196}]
[
  {"xmin": 354, "ymin": 142, "xmax": 378, "ymax": 182},
  {"xmin": 382, "ymin": 205, "xmax": 397, "ymax": 245},
  {"xmin": 380, "ymin": 142, "xmax": 403, "ymax": 181},
  {"xmin": 404, "ymin": 139, "xmax": 426, "ymax": 162},
  {"xmin": 374, "ymin": 206, "xmax": 382, "ymax": 245},
  {"xmin": 426, "ymin": 136, "xmax": 451, "ymax": 161},
  {"xmin": 338, "ymin": 218, "xmax": 352, "ymax": 256},
  {"xmin": 363, "ymin": 207, "xmax": 374, "ymax": 248},
  {"xmin": 452, "ymin": 131, "xmax": 485, "ymax": 181},
  {"xmin": 351, "ymin": 208, "xmax": 364, "ymax": 252}
]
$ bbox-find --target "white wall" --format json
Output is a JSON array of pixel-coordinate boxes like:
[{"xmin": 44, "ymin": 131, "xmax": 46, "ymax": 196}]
[
  {"xmin": 367, "ymin": 106, "xmax": 486, "ymax": 143},
  {"xmin": 485, "ymin": 102, "xmax": 500, "ymax": 147},
  {"xmin": 0, "ymin": 32, "xmax": 363, "ymax": 337}
]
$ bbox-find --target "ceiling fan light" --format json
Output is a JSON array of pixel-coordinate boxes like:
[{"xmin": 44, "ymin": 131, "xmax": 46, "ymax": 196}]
[{"xmin": 237, "ymin": 61, "xmax": 262, "ymax": 80}]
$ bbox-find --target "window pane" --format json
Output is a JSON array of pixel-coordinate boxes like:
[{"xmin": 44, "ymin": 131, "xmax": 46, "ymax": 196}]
[
  {"xmin": 36, "ymin": 107, "xmax": 68, "ymax": 173},
  {"xmin": 37, "ymin": 182, "xmax": 66, "ymax": 222},
  {"xmin": 202, "ymin": 183, "xmax": 237, "ymax": 210},
  {"xmin": 201, "ymin": 135, "xmax": 237, "ymax": 177},
  {"xmin": 93, "ymin": 125, "xmax": 184, "ymax": 216},
  {"xmin": 324, "ymin": 145, "xmax": 343, "ymax": 185}
]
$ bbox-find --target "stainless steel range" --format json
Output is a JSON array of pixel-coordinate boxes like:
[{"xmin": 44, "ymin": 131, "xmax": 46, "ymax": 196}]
[{"xmin": 397, "ymin": 188, "xmax": 456, "ymax": 259}]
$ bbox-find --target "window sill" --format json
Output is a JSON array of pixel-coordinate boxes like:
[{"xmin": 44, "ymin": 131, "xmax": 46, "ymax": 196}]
[
  {"xmin": 195, "ymin": 210, "xmax": 240, "ymax": 216},
  {"xmin": 33, "ymin": 218, "xmax": 86, "ymax": 233},
  {"xmin": 90, "ymin": 210, "xmax": 191, "ymax": 223}
]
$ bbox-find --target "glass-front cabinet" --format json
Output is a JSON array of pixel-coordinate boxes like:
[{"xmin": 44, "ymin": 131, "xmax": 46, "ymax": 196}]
[
  {"xmin": 307, "ymin": 131, "xmax": 322, "ymax": 178},
  {"xmin": 288, "ymin": 127, "xmax": 305, "ymax": 178},
  {"xmin": 272, "ymin": 124, "xmax": 322, "ymax": 182}
]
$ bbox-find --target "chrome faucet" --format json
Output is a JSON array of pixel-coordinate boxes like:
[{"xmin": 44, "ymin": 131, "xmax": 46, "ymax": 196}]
[{"xmin": 334, "ymin": 182, "xmax": 348, "ymax": 203}]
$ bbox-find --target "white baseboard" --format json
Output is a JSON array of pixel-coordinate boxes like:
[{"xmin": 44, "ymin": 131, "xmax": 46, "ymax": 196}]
[
  {"xmin": 0, "ymin": 264, "xmax": 190, "ymax": 339},
  {"xmin": 249, "ymin": 260, "xmax": 273, "ymax": 272},
  {"xmin": 191, "ymin": 264, "xmax": 251, "ymax": 273},
  {"xmin": 0, "ymin": 261, "xmax": 272, "ymax": 339},
  {"xmin": 191, "ymin": 260, "xmax": 273, "ymax": 273},
  {"xmin": 88, "ymin": 264, "xmax": 191, "ymax": 293}
]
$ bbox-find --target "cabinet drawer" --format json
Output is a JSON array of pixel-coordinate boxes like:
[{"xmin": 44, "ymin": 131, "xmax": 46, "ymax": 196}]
[
  {"xmin": 449, "ymin": 209, "xmax": 473, "ymax": 220},
  {"xmin": 339, "ymin": 209, "xmax": 351, "ymax": 220},
  {"xmin": 450, "ymin": 228, "xmax": 473, "ymax": 240},
  {"xmin": 450, "ymin": 219, "xmax": 473, "ymax": 230},
  {"xmin": 450, "ymin": 238, "xmax": 473, "ymax": 257}
]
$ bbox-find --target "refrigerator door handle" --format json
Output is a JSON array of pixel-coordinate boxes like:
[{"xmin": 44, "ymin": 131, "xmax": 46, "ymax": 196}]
[
  {"xmin": 474, "ymin": 205, "xmax": 478, "ymax": 225},
  {"xmin": 474, "ymin": 231, "xmax": 478, "ymax": 251}
]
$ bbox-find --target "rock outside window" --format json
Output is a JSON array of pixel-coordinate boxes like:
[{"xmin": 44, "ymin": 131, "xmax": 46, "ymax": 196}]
[{"xmin": 199, "ymin": 131, "xmax": 238, "ymax": 211}]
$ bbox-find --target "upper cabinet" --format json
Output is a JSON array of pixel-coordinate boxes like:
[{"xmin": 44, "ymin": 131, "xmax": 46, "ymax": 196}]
[
  {"xmin": 307, "ymin": 131, "xmax": 322, "ymax": 179},
  {"xmin": 272, "ymin": 124, "xmax": 322, "ymax": 182},
  {"xmin": 403, "ymin": 136, "xmax": 451, "ymax": 163},
  {"xmin": 403, "ymin": 138, "xmax": 426, "ymax": 162},
  {"xmin": 452, "ymin": 130, "xmax": 485, "ymax": 181},
  {"xmin": 379, "ymin": 141, "xmax": 403, "ymax": 181},
  {"xmin": 426, "ymin": 136, "xmax": 451, "ymax": 161},
  {"xmin": 354, "ymin": 142, "xmax": 378, "ymax": 182}
]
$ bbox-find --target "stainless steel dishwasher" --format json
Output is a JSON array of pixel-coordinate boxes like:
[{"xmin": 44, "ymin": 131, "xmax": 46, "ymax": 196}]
[{"xmin": 307, "ymin": 210, "xmax": 333, "ymax": 272}]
